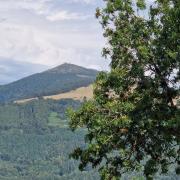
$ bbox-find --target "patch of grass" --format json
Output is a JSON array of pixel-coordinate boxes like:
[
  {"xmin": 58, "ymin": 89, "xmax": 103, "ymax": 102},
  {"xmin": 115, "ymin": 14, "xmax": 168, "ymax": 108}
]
[{"xmin": 48, "ymin": 112, "xmax": 68, "ymax": 128}]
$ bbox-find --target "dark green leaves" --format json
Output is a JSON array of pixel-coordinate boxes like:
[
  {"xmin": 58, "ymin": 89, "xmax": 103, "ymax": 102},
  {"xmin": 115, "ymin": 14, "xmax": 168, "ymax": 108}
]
[
  {"xmin": 69, "ymin": 0, "xmax": 180, "ymax": 179},
  {"xmin": 137, "ymin": 0, "xmax": 146, "ymax": 10}
]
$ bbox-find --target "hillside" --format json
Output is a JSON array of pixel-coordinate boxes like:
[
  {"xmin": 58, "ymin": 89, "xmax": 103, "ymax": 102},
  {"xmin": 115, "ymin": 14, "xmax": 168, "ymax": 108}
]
[
  {"xmin": 0, "ymin": 99, "xmax": 99, "ymax": 179},
  {"xmin": 15, "ymin": 85, "xmax": 94, "ymax": 104},
  {"xmin": 0, "ymin": 63, "xmax": 98, "ymax": 103}
]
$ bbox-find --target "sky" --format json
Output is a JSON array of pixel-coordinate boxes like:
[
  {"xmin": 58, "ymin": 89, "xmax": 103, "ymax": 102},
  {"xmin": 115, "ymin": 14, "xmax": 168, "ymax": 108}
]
[
  {"xmin": 0, "ymin": 0, "xmax": 155, "ymax": 85},
  {"xmin": 0, "ymin": 0, "xmax": 108, "ymax": 84}
]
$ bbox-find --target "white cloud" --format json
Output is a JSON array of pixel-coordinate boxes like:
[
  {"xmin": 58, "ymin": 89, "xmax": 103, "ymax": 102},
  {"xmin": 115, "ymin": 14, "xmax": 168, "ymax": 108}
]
[
  {"xmin": 47, "ymin": 11, "xmax": 90, "ymax": 21},
  {"xmin": 0, "ymin": 18, "xmax": 105, "ymax": 71},
  {"xmin": 71, "ymin": 0, "xmax": 96, "ymax": 4},
  {"xmin": 0, "ymin": 0, "xmax": 48, "ymax": 14}
]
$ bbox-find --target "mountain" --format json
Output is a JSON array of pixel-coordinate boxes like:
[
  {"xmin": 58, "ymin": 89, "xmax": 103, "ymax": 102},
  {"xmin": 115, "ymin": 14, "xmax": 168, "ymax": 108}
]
[{"xmin": 0, "ymin": 63, "xmax": 98, "ymax": 103}]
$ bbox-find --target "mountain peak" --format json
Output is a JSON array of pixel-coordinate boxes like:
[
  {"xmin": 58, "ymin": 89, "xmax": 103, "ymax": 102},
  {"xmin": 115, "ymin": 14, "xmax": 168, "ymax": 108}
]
[
  {"xmin": 0, "ymin": 63, "xmax": 98, "ymax": 102},
  {"xmin": 48, "ymin": 63, "xmax": 98, "ymax": 74}
]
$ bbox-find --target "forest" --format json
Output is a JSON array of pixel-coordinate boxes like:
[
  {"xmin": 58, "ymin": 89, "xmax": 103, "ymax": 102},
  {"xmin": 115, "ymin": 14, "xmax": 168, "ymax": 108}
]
[
  {"xmin": 0, "ymin": 99, "xmax": 100, "ymax": 179},
  {"xmin": 0, "ymin": 99, "xmax": 178, "ymax": 179}
]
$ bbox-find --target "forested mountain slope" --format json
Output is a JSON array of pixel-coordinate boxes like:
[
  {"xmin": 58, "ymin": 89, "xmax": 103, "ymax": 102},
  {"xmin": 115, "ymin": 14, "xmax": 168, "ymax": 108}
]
[
  {"xmin": 0, "ymin": 63, "xmax": 98, "ymax": 103},
  {"xmin": 0, "ymin": 99, "xmax": 99, "ymax": 179}
]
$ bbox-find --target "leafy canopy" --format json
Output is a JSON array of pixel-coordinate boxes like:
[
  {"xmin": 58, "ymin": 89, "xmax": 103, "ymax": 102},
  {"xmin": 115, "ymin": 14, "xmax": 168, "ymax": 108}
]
[{"xmin": 69, "ymin": 0, "xmax": 180, "ymax": 179}]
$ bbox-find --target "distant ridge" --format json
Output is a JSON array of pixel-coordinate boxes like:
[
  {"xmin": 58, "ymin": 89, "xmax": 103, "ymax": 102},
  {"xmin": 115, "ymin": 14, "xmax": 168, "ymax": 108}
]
[{"xmin": 0, "ymin": 63, "xmax": 98, "ymax": 103}]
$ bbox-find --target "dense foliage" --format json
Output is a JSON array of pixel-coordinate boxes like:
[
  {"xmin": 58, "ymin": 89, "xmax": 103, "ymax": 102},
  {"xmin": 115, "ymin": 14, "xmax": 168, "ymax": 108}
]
[
  {"xmin": 0, "ymin": 63, "xmax": 98, "ymax": 103},
  {"xmin": 69, "ymin": 0, "xmax": 180, "ymax": 179},
  {"xmin": 0, "ymin": 99, "xmax": 99, "ymax": 179}
]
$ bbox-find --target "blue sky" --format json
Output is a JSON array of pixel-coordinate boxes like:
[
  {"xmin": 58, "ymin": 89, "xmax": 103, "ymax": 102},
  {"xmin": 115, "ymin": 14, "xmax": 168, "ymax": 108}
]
[{"xmin": 0, "ymin": 0, "xmax": 108, "ymax": 84}]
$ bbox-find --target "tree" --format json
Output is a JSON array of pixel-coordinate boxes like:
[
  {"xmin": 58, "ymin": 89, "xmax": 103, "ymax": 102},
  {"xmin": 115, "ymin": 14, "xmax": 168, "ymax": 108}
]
[{"xmin": 68, "ymin": 0, "xmax": 180, "ymax": 179}]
